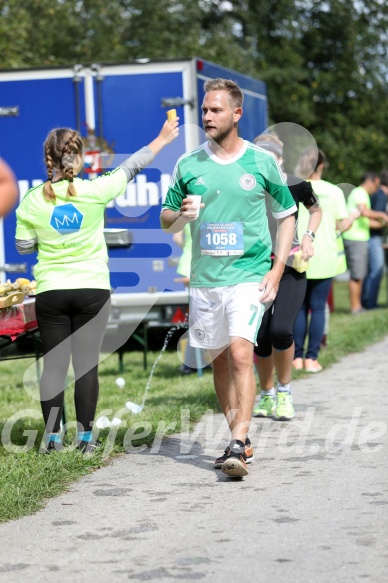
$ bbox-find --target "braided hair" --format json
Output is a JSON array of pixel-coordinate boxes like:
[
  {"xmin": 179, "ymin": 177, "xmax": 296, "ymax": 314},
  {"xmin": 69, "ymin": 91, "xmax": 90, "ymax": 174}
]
[{"xmin": 43, "ymin": 128, "xmax": 83, "ymax": 202}]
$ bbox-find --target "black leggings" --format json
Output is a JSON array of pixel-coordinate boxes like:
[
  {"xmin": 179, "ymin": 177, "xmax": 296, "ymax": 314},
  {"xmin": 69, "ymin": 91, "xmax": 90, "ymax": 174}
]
[
  {"xmin": 254, "ymin": 267, "xmax": 307, "ymax": 358},
  {"xmin": 35, "ymin": 289, "xmax": 111, "ymax": 434}
]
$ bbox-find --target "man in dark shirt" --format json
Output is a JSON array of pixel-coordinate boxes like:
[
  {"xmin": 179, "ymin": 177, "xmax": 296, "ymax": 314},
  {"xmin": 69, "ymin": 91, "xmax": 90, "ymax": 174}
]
[{"xmin": 362, "ymin": 169, "xmax": 388, "ymax": 309}]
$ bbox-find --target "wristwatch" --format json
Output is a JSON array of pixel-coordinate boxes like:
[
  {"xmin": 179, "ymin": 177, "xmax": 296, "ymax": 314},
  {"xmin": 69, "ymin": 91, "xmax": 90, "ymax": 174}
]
[{"xmin": 304, "ymin": 230, "xmax": 315, "ymax": 240}]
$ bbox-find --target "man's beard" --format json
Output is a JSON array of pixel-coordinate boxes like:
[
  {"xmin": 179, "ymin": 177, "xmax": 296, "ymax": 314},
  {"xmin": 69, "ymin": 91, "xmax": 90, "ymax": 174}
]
[{"xmin": 206, "ymin": 119, "xmax": 235, "ymax": 144}]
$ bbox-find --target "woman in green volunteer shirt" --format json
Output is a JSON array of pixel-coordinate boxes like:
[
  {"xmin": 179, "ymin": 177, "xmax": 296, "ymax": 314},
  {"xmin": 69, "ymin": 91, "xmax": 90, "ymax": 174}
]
[
  {"xmin": 293, "ymin": 148, "xmax": 358, "ymax": 372},
  {"xmin": 252, "ymin": 133, "xmax": 322, "ymax": 420},
  {"xmin": 16, "ymin": 118, "xmax": 179, "ymax": 453}
]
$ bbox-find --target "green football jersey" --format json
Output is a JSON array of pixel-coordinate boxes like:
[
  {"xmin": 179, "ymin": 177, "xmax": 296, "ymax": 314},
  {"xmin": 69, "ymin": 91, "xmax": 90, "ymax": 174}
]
[
  {"xmin": 163, "ymin": 140, "xmax": 296, "ymax": 287},
  {"xmin": 16, "ymin": 168, "xmax": 127, "ymax": 293}
]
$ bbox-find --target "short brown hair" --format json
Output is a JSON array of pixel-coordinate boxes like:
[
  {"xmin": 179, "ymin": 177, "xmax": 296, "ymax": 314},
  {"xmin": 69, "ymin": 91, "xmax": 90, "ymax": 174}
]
[{"xmin": 204, "ymin": 78, "xmax": 244, "ymax": 109}]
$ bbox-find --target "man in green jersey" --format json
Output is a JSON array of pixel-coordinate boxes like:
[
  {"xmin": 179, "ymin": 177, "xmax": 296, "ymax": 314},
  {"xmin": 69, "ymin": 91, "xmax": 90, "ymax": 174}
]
[{"xmin": 161, "ymin": 79, "xmax": 296, "ymax": 478}]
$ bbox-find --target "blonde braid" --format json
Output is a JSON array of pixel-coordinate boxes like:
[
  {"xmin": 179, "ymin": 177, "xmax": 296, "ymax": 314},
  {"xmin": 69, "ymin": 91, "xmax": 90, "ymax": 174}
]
[{"xmin": 62, "ymin": 131, "xmax": 81, "ymax": 197}]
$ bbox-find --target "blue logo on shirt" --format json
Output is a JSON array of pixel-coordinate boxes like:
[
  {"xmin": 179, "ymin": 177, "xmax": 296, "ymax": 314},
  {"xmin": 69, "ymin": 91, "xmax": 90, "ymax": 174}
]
[{"xmin": 50, "ymin": 203, "xmax": 84, "ymax": 235}]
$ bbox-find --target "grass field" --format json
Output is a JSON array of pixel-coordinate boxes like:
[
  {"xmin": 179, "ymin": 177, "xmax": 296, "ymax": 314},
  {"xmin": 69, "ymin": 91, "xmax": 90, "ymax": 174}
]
[{"xmin": 0, "ymin": 279, "xmax": 387, "ymax": 522}]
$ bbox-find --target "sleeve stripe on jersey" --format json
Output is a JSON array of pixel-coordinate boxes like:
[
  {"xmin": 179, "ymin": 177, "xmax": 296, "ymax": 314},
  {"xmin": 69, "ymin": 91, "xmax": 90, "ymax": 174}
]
[{"xmin": 272, "ymin": 204, "xmax": 298, "ymax": 219}]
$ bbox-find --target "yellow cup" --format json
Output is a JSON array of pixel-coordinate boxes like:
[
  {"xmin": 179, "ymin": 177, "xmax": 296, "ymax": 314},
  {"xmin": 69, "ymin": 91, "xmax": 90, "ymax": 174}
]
[
  {"xmin": 167, "ymin": 109, "xmax": 177, "ymax": 121},
  {"xmin": 292, "ymin": 250, "xmax": 309, "ymax": 273}
]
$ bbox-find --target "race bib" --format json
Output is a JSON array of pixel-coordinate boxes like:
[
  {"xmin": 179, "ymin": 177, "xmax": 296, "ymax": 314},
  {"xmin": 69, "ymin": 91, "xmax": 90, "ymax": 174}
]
[{"xmin": 200, "ymin": 222, "xmax": 244, "ymax": 256}]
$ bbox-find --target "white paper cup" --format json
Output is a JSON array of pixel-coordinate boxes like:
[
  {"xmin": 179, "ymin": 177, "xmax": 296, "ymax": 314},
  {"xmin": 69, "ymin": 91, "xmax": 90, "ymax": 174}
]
[{"xmin": 187, "ymin": 195, "xmax": 202, "ymax": 218}]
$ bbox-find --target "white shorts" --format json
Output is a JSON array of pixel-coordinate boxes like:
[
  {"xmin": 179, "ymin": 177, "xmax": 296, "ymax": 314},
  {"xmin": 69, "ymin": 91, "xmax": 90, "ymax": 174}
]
[{"xmin": 189, "ymin": 282, "xmax": 265, "ymax": 349}]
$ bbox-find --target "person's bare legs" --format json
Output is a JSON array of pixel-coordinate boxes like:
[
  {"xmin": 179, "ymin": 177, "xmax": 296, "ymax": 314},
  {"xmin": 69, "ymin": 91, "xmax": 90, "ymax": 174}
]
[
  {"xmin": 349, "ymin": 279, "xmax": 363, "ymax": 312},
  {"xmin": 254, "ymin": 352, "xmax": 275, "ymax": 391},
  {"xmin": 211, "ymin": 346, "xmax": 230, "ymax": 417},
  {"xmin": 211, "ymin": 337, "xmax": 255, "ymax": 444},
  {"xmin": 273, "ymin": 344, "xmax": 294, "ymax": 385},
  {"xmin": 254, "ymin": 344, "xmax": 293, "ymax": 390}
]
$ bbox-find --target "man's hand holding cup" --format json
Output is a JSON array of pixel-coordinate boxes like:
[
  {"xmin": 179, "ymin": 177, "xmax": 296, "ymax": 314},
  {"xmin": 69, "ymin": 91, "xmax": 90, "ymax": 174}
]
[{"xmin": 180, "ymin": 195, "xmax": 204, "ymax": 221}]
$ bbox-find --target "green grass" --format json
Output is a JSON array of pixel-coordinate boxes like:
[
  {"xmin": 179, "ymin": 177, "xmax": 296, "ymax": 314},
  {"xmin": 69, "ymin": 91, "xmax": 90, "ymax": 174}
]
[
  {"xmin": 0, "ymin": 348, "xmax": 218, "ymax": 523},
  {"xmin": 0, "ymin": 279, "xmax": 387, "ymax": 522}
]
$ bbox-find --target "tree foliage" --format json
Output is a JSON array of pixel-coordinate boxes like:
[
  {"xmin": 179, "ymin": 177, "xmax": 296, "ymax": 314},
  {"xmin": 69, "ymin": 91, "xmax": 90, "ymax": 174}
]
[{"xmin": 0, "ymin": 0, "xmax": 387, "ymax": 184}]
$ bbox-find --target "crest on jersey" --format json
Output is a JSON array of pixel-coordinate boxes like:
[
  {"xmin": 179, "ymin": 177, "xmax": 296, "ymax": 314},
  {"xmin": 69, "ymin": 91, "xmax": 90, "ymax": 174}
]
[{"xmin": 239, "ymin": 174, "xmax": 256, "ymax": 190}]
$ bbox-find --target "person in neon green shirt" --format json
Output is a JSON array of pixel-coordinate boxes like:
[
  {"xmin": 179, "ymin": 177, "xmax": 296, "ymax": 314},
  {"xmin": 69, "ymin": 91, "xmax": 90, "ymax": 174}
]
[
  {"xmin": 16, "ymin": 118, "xmax": 179, "ymax": 453},
  {"xmin": 294, "ymin": 148, "xmax": 357, "ymax": 372},
  {"xmin": 252, "ymin": 132, "xmax": 322, "ymax": 421},
  {"xmin": 342, "ymin": 173, "xmax": 388, "ymax": 313}
]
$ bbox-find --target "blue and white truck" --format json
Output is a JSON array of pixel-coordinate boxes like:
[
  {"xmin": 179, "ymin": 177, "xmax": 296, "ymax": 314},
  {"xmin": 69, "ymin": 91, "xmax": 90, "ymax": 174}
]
[
  {"xmin": 0, "ymin": 58, "xmax": 268, "ymax": 290},
  {"xmin": 0, "ymin": 58, "xmax": 268, "ymax": 344}
]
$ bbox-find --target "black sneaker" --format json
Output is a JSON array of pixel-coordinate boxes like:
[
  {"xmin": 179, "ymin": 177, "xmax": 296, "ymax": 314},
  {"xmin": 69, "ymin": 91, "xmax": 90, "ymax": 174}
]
[
  {"xmin": 214, "ymin": 446, "xmax": 231, "ymax": 469},
  {"xmin": 221, "ymin": 450, "xmax": 248, "ymax": 477},
  {"xmin": 214, "ymin": 438, "xmax": 253, "ymax": 468},
  {"xmin": 76, "ymin": 440, "xmax": 102, "ymax": 454}
]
